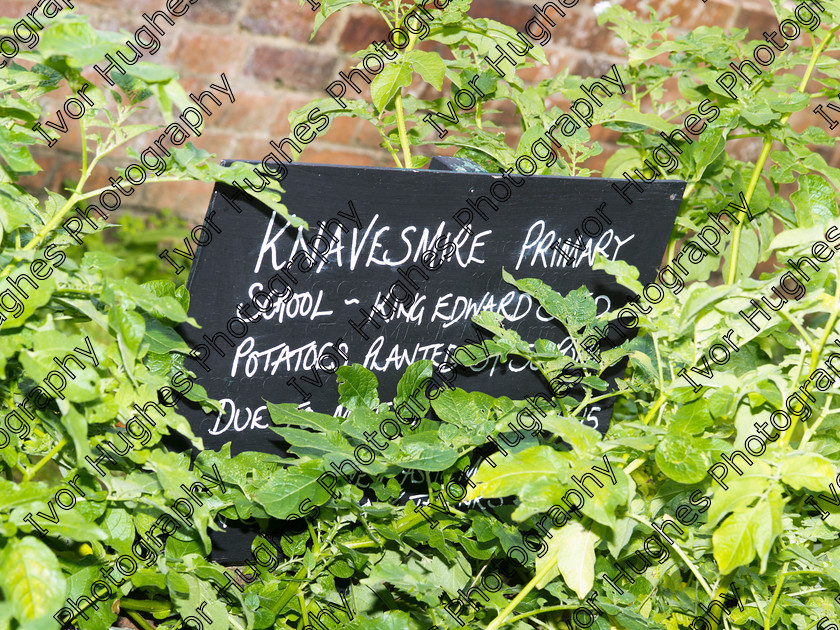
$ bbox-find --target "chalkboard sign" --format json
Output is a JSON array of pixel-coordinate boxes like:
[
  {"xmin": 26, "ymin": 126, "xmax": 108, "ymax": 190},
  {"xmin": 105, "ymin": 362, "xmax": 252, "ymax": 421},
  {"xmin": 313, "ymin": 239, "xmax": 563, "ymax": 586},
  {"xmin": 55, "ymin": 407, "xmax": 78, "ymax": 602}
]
[{"xmin": 177, "ymin": 159, "xmax": 684, "ymax": 561}]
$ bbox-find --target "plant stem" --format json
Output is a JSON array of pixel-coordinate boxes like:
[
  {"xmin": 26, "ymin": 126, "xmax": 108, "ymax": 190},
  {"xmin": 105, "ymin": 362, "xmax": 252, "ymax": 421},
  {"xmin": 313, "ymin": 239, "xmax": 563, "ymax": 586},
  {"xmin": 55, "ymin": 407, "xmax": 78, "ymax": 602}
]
[
  {"xmin": 126, "ymin": 610, "xmax": 156, "ymax": 630},
  {"xmin": 570, "ymin": 390, "xmax": 592, "ymax": 417},
  {"xmin": 75, "ymin": 177, "xmax": 190, "ymax": 203},
  {"xmin": 119, "ymin": 599, "xmax": 173, "ymax": 615},
  {"xmin": 642, "ymin": 394, "xmax": 666, "ymax": 425},
  {"xmin": 393, "ymin": 29, "xmax": 420, "ymax": 170},
  {"xmin": 800, "ymin": 394, "xmax": 834, "ymax": 447},
  {"xmin": 23, "ymin": 436, "xmax": 68, "ymax": 482},
  {"xmin": 778, "ymin": 310, "xmax": 815, "ymax": 350},
  {"xmin": 395, "ymin": 94, "xmax": 413, "ymax": 168},
  {"xmin": 298, "ymin": 592, "xmax": 309, "ymax": 628},
  {"xmin": 665, "ymin": 181, "xmax": 697, "ymax": 267},
  {"xmin": 273, "ymin": 508, "xmax": 438, "ymax": 623},
  {"xmin": 764, "ymin": 562, "xmax": 788, "ymax": 630},
  {"xmin": 726, "ymin": 25, "xmax": 840, "ymax": 284},
  {"xmin": 623, "ymin": 457, "xmax": 646, "ymax": 476},
  {"xmin": 626, "ymin": 513, "xmax": 714, "ymax": 599},
  {"xmin": 808, "ymin": 257, "xmax": 840, "ymax": 372},
  {"xmin": 485, "ymin": 554, "xmax": 558, "ymax": 630},
  {"xmin": 343, "ymin": 503, "xmax": 446, "ymax": 550},
  {"xmin": 665, "ymin": 237, "xmax": 677, "ymax": 268},
  {"xmin": 653, "ymin": 335, "xmax": 664, "ymax": 400},
  {"xmin": 271, "ymin": 523, "xmax": 341, "ymax": 620},
  {"xmin": 308, "ymin": 520, "xmax": 321, "ymax": 555},
  {"xmin": 724, "ymin": 140, "xmax": 769, "ymax": 285},
  {"xmin": 79, "ymin": 116, "xmax": 88, "ymax": 185},
  {"xmin": 0, "ymin": 106, "xmax": 136, "ymax": 282},
  {"xmin": 571, "ymin": 389, "xmax": 624, "ymax": 415},
  {"xmin": 506, "ymin": 605, "xmax": 578, "ymax": 625}
]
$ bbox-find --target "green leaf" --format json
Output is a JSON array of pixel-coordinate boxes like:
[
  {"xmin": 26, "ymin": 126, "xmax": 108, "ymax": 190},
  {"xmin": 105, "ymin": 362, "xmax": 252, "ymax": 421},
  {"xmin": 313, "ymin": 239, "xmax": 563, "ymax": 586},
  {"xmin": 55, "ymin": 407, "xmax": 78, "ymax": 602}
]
[
  {"xmin": 729, "ymin": 227, "xmax": 759, "ymax": 283},
  {"xmin": 15, "ymin": 500, "xmax": 108, "ymax": 542},
  {"xmin": 143, "ymin": 318, "xmax": 191, "ymax": 354},
  {"xmin": 540, "ymin": 412, "xmax": 601, "ymax": 454},
  {"xmin": 0, "ymin": 273, "xmax": 55, "ymax": 331},
  {"xmin": 501, "ymin": 272, "xmax": 597, "ymax": 333},
  {"xmin": 535, "ymin": 521, "xmax": 599, "ymax": 594},
  {"xmin": 0, "ymin": 480, "xmax": 53, "ymax": 512},
  {"xmin": 593, "ymin": 254, "xmax": 644, "ymax": 294},
  {"xmin": 791, "ymin": 174, "xmax": 838, "ymax": 227},
  {"xmin": 60, "ymin": 403, "xmax": 92, "ymax": 461},
  {"xmin": 740, "ymin": 102, "xmax": 777, "ymax": 126},
  {"xmin": 627, "ymin": 40, "xmax": 680, "ymax": 67},
  {"xmin": 17, "ymin": 330, "xmax": 101, "ymax": 402},
  {"xmin": 254, "ymin": 463, "xmax": 332, "ymax": 518},
  {"xmin": 768, "ymin": 225, "xmax": 826, "ymax": 251},
  {"xmin": 431, "ymin": 388, "xmax": 496, "ymax": 434},
  {"xmin": 267, "ymin": 402, "xmax": 341, "ymax": 432},
  {"xmin": 39, "ymin": 21, "xmax": 124, "ymax": 67},
  {"xmin": 395, "ymin": 360, "xmax": 434, "ymax": 407},
  {"xmin": 126, "ymin": 62, "xmax": 178, "ymax": 83},
  {"xmin": 678, "ymin": 284, "xmax": 733, "ymax": 330},
  {"xmin": 780, "ymin": 453, "xmax": 836, "ymax": 491},
  {"xmin": 467, "ymin": 445, "xmax": 569, "ymax": 499},
  {"xmin": 707, "ymin": 461, "xmax": 773, "ymax": 527},
  {"xmin": 168, "ymin": 572, "xmax": 231, "ymax": 630},
  {"xmin": 0, "ymin": 128, "xmax": 39, "ymax": 173},
  {"xmin": 750, "ymin": 489, "xmax": 783, "ymax": 573},
  {"xmin": 370, "ymin": 63, "xmax": 412, "ymax": 112},
  {"xmin": 336, "ymin": 365, "xmax": 379, "ymax": 411},
  {"xmin": 313, "ymin": 0, "xmax": 362, "ymax": 34},
  {"xmin": 713, "ymin": 509, "xmax": 755, "ymax": 575},
  {"xmin": 105, "ymin": 279, "xmax": 190, "ymax": 323},
  {"xmin": 0, "ymin": 185, "xmax": 36, "ymax": 236},
  {"xmin": 0, "ymin": 537, "xmax": 66, "ymax": 621},
  {"xmin": 602, "ymin": 148, "xmax": 644, "ymax": 180},
  {"xmin": 655, "ymin": 435, "xmax": 711, "ymax": 484},
  {"xmin": 605, "ymin": 109, "xmax": 672, "ymax": 133},
  {"xmin": 405, "ymin": 51, "xmax": 445, "ymax": 90},
  {"xmin": 101, "ymin": 507, "xmax": 136, "ymax": 554},
  {"xmin": 667, "ymin": 400, "xmax": 714, "ymax": 435},
  {"xmin": 109, "ymin": 303, "xmax": 145, "ymax": 382},
  {"xmin": 690, "ymin": 127, "xmax": 727, "ymax": 176},
  {"xmin": 63, "ymin": 566, "xmax": 117, "ymax": 629},
  {"xmin": 363, "ymin": 549, "xmax": 469, "ymax": 602},
  {"xmin": 576, "ymin": 459, "xmax": 628, "ymax": 527},
  {"xmin": 391, "ymin": 431, "xmax": 460, "ymax": 471}
]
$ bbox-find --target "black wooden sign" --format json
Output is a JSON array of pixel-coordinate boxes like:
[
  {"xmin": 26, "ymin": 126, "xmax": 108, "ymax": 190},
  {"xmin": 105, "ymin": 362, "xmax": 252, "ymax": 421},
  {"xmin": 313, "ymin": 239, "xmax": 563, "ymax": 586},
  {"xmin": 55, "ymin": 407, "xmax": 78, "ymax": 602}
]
[{"xmin": 177, "ymin": 159, "xmax": 683, "ymax": 561}]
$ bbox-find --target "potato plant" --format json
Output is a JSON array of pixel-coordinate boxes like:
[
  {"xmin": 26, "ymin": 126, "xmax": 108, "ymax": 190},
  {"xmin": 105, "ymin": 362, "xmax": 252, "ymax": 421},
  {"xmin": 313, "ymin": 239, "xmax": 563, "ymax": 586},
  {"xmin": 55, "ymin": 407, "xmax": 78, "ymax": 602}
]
[{"xmin": 1, "ymin": 0, "xmax": 840, "ymax": 630}]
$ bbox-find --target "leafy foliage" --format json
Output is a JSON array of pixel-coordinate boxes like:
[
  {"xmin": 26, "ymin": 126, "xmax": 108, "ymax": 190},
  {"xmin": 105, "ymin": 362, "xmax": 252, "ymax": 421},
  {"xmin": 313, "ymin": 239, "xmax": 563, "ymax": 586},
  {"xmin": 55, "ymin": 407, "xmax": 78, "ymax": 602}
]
[{"xmin": 2, "ymin": 0, "xmax": 840, "ymax": 629}]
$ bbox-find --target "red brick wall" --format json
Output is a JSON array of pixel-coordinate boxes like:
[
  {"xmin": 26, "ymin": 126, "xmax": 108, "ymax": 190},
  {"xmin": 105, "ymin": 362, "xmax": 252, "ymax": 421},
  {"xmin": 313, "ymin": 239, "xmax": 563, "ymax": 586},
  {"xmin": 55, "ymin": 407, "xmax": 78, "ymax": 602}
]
[{"xmin": 4, "ymin": 0, "xmax": 835, "ymax": 223}]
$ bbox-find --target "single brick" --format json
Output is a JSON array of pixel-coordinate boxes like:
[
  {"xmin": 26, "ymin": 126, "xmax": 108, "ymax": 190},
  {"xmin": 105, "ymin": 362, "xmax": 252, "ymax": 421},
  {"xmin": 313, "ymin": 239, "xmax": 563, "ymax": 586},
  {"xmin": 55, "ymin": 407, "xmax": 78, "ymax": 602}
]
[
  {"xmin": 139, "ymin": 179, "xmax": 214, "ymax": 221},
  {"xmin": 78, "ymin": 0, "xmax": 160, "ymax": 10},
  {"xmin": 244, "ymin": 45, "xmax": 339, "ymax": 89},
  {"xmin": 187, "ymin": 0, "xmax": 241, "ymax": 24},
  {"xmin": 243, "ymin": 0, "xmax": 330, "ymax": 43},
  {"xmin": 469, "ymin": 0, "xmax": 538, "ymax": 28},
  {"xmin": 0, "ymin": 1, "xmax": 30, "ymax": 18},
  {"xmin": 667, "ymin": 0, "xmax": 735, "ymax": 29},
  {"xmin": 268, "ymin": 93, "xmax": 321, "ymax": 136},
  {"xmin": 213, "ymin": 91, "xmax": 286, "ymax": 133},
  {"xmin": 318, "ymin": 116, "xmax": 358, "ymax": 145},
  {"xmin": 169, "ymin": 32, "xmax": 248, "ymax": 74},
  {"xmin": 734, "ymin": 4, "xmax": 782, "ymax": 38},
  {"xmin": 338, "ymin": 12, "xmax": 390, "ymax": 52}
]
